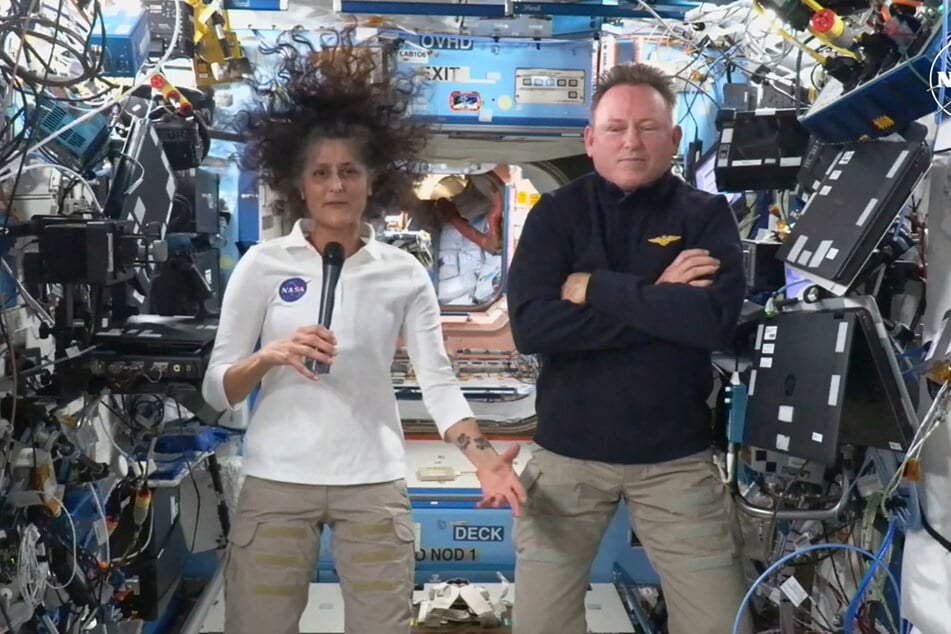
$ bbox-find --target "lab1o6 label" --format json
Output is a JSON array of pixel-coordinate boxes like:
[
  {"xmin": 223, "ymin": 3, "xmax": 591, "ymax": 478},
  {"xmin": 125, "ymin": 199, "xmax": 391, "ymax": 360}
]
[
  {"xmin": 452, "ymin": 525, "xmax": 504, "ymax": 542},
  {"xmin": 415, "ymin": 548, "xmax": 479, "ymax": 562},
  {"xmin": 397, "ymin": 48, "xmax": 430, "ymax": 65}
]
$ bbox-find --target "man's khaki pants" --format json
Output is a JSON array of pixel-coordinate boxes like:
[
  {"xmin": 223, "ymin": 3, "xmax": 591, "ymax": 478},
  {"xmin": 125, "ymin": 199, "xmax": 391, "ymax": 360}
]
[
  {"xmin": 513, "ymin": 447, "xmax": 753, "ymax": 634},
  {"xmin": 223, "ymin": 476, "xmax": 417, "ymax": 634}
]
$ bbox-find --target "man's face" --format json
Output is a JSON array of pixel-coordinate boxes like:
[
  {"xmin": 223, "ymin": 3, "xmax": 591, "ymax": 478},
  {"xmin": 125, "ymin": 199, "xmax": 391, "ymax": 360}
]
[{"xmin": 584, "ymin": 84, "xmax": 682, "ymax": 192}]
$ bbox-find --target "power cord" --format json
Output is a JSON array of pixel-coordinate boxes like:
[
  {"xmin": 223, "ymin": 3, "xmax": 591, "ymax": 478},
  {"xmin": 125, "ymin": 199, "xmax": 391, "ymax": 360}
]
[
  {"xmin": 843, "ymin": 522, "xmax": 897, "ymax": 634},
  {"xmin": 733, "ymin": 543, "xmax": 903, "ymax": 634}
]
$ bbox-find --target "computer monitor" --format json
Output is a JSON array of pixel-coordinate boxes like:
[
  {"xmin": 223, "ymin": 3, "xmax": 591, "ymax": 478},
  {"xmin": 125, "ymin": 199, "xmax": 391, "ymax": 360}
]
[
  {"xmin": 777, "ymin": 139, "xmax": 930, "ymax": 296},
  {"xmin": 694, "ymin": 150, "xmax": 741, "ymax": 204},
  {"xmin": 745, "ymin": 299, "xmax": 917, "ymax": 465},
  {"xmin": 715, "ymin": 109, "xmax": 811, "ymax": 192}
]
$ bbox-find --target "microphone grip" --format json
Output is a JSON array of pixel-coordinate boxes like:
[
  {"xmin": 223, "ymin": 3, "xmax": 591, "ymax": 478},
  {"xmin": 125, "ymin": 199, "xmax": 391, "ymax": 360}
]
[
  {"xmin": 304, "ymin": 357, "xmax": 330, "ymax": 374},
  {"xmin": 304, "ymin": 288, "xmax": 333, "ymax": 374},
  {"xmin": 304, "ymin": 266, "xmax": 340, "ymax": 375},
  {"xmin": 304, "ymin": 356, "xmax": 331, "ymax": 375}
]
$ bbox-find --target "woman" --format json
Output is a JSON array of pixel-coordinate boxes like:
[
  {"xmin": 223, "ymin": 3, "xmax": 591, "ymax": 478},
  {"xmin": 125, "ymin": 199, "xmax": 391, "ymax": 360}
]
[{"xmin": 201, "ymin": 27, "xmax": 526, "ymax": 634}]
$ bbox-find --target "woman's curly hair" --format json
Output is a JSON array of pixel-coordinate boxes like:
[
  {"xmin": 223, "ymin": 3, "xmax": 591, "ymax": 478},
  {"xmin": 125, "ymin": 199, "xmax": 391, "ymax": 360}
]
[{"xmin": 237, "ymin": 25, "xmax": 430, "ymax": 218}]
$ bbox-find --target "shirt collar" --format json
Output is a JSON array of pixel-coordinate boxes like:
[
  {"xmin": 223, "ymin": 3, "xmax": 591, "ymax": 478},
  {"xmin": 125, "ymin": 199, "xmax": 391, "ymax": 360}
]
[
  {"xmin": 597, "ymin": 170, "xmax": 677, "ymax": 206},
  {"xmin": 285, "ymin": 218, "xmax": 382, "ymax": 260}
]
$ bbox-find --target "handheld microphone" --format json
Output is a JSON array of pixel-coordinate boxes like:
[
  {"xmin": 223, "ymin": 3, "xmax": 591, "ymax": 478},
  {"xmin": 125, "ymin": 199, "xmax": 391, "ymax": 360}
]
[{"xmin": 305, "ymin": 241, "xmax": 345, "ymax": 374}]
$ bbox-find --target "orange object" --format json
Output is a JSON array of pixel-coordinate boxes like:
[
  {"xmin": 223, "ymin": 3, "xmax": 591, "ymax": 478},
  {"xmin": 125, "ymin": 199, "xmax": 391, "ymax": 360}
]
[
  {"xmin": 438, "ymin": 189, "xmax": 504, "ymax": 254},
  {"xmin": 151, "ymin": 74, "xmax": 193, "ymax": 115}
]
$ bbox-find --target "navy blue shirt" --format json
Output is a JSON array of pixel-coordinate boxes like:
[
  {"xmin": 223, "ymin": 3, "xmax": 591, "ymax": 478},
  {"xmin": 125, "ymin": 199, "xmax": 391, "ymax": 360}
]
[{"xmin": 506, "ymin": 171, "xmax": 746, "ymax": 464}]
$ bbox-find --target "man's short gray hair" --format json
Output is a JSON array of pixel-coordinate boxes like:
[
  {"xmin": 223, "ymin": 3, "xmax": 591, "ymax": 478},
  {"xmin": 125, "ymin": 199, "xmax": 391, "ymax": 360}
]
[{"xmin": 591, "ymin": 63, "xmax": 677, "ymax": 117}]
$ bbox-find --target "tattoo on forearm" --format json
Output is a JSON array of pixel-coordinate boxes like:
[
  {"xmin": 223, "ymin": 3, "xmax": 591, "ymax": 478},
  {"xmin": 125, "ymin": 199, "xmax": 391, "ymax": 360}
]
[{"xmin": 455, "ymin": 433, "xmax": 493, "ymax": 452}]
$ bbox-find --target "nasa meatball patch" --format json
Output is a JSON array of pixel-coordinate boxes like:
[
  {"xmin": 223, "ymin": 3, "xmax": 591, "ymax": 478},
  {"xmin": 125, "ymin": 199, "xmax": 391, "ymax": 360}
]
[{"xmin": 279, "ymin": 277, "xmax": 308, "ymax": 302}]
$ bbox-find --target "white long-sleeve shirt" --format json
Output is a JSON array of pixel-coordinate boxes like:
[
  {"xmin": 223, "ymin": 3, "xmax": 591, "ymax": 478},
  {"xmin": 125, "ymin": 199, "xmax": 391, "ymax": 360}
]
[{"xmin": 202, "ymin": 219, "xmax": 474, "ymax": 485}]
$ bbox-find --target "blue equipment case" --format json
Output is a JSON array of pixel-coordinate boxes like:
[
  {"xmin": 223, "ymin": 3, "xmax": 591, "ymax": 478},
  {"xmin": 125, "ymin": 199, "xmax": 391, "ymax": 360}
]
[
  {"xmin": 88, "ymin": 5, "xmax": 151, "ymax": 77},
  {"xmin": 799, "ymin": 12, "xmax": 951, "ymax": 142}
]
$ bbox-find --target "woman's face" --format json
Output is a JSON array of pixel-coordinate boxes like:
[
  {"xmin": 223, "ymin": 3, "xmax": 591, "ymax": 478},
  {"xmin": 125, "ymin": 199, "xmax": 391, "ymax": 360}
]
[{"xmin": 298, "ymin": 138, "xmax": 371, "ymax": 232}]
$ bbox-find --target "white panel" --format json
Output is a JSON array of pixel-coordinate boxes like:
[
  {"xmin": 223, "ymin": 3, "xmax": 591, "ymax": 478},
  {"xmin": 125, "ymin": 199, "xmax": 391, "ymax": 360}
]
[
  {"xmin": 885, "ymin": 150, "xmax": 909, "ymax": 179},
  {"xmin": 835, "ymin": 322, "xmax": 849, "ymax": 353},
  {"xmin": 856, "ymin": 198, "xmax": 879, "ymax": 227},
  {"xmin": 786, "ymin": 235, "xmax": 808, "ymax": 264},
  {"xmin": 808, "ymin": 240, "xmax": 833, "ymax": 268},
  {"xmin": 828, "ymin": 374, "xmax": 841, "ymax": 407},
  {"xmin": 776, "ymin": 434, "xmax": 790, "ymax": 451}
]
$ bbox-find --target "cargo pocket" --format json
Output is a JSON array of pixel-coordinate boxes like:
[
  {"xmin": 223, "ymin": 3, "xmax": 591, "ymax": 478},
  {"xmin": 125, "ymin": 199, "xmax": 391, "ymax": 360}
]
[
  {"xmin": 228, "ymin": 519, "xmax": 258, "ymax": 549},
  {"xmin": 225, "ymin": 518, "xmax": 258, "ymax": 577},
  {"xmin": 386, "ymin": 511, "xmax": 417, "ymax": 596},
  {"xmin": 391, "ymin": 511, "xmax": 418, "ymax": 546},
  {"xmin": 223, "ymin": 519, "xmax": 259, "ymax": 606},
  {"xmin": 519, "ymin": 458, "xmax": 542, "ymax": 494},
  {"xmin": 514, "ymin": 459, "xmax": 543, "ymax": 555}
]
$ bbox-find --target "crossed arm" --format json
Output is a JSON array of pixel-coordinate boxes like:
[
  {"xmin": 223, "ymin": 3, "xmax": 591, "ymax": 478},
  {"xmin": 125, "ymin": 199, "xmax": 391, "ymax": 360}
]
[{"xmin": 507, "ymin": 194, "xmax": 746, "ymax": 353}]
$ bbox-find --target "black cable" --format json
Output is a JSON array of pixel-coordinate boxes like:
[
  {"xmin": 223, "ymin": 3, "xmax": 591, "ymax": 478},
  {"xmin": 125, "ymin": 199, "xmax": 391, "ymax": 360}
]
[
  {"xmin": 186, "ymin": 460, "xmax": 201, "ymax": 552},
  {"xmin": 0, "ymin": 14, "xmax": 100, "ymax": 87},
  {"xmin": 794, "ymin": 47, "xmax": 804, "ymax": 114},
  {"xmin": 921, "ymin": 511, "xmax": 951, "ymax": 554}
]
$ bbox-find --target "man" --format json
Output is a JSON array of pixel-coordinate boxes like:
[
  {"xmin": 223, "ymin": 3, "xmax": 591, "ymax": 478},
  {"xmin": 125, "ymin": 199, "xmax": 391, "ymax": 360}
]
[{"xmin": 505, "ymin": 63, "xmax": 751, "ymax": 634}]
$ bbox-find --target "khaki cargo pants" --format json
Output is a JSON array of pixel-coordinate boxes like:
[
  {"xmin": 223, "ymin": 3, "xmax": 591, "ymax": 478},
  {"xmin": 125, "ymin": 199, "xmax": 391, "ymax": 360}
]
[
  {"xmin": 513, "ymin": 447, "xmax": 752, "ymax": 634},
  {"xmin": 224, "ymin": 476, "xmax": 417, "ymax": 634}
]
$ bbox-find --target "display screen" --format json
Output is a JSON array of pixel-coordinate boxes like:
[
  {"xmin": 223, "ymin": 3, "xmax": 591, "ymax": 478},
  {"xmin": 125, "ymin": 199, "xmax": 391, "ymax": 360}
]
[{"xmin": 694, "ymin": 151, "xmax": 741, "ymax": 203}]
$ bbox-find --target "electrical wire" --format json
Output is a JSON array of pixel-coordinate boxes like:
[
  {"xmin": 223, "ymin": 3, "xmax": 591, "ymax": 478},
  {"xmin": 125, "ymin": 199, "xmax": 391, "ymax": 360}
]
[
  {"xmin": 0, "ymin": 0, "xmax": 184, "ymax": 181},
  {"xmin": 843, "ymin": 522, "xmax": 897, "ymax": 634},
  {"xmin": 880, "ymin": 380, "xmax": 950, "ymax": 511},
  {"xmin": 0, "ymin": 160, "xmax": 103, "ymax": 213},
  {"xmin": 86, "ymin": 480, "xmax": 111, "ymax": 569},
  {"xmin": 733, "ymin": 542, "xmax": 903, "ymax": 634}
]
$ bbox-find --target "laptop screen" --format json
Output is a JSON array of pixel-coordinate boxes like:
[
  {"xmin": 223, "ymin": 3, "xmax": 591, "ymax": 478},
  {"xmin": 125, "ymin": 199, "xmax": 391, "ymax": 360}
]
[{"xmin": 694, "ymin": 151, "xmax": 741, "ymax": 204}]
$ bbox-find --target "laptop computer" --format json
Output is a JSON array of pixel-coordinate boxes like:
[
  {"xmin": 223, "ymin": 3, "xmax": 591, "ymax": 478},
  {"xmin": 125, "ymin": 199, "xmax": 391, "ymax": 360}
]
[
  {"xmin": 778, "ymin": 140, "xmax": 930, "ymax": 296},
  {"xmin": 745, "ymin": 298, "xmax": 917, "ymax": 465}
]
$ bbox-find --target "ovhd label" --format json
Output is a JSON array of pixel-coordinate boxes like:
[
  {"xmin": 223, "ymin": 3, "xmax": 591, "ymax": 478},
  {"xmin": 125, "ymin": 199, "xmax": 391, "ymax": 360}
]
[
  {"xmin": 452, "ymin": 525, "xmax": 504, "ymax": 542},
  {"xmin": 418, "ymin": 35, "xmax": 473, "ymax": 50}
]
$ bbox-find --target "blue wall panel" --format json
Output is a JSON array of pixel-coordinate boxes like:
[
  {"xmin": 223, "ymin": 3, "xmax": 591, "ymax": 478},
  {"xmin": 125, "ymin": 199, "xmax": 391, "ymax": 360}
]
[{"xmin": 388, "ymin": 32, "xmax": 595, "ymax": 133}]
